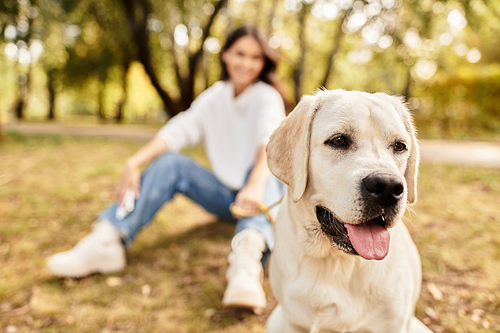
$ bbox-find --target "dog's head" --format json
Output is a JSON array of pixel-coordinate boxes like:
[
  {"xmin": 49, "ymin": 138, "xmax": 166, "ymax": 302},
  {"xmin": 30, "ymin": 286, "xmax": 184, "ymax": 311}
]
[{"xmin": 267, "ymin": 89, "xmax": 419, "ymax": 260}]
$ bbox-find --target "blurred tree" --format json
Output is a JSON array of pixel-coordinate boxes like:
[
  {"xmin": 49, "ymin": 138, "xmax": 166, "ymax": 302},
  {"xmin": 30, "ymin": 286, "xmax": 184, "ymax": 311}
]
[
  {"xmin": 320, "ymin": 9, "xmax": 349, "ymax": 89},
  {"xmin": 292, "ymin": 3, "xmax": 311, "ymax": 103},
  {"xmin": 114, "ymin": 53, "xmax": 131, "ymax": 122},
  {"xmin": 280, "ymin": 0, "xmax": 402, "ymax": 100},
  {"xmin": 0, "ymin": 0, "xmax": 20, "ymax": 137},
  {"xmin": 43, "ymin": 0, "xmax": 133, "ymax": 120},
  {"xmin": 121, "ymin": 0, "xmax": 179, "ymax": 116},
  {"xmin": 121, "ymin": 0, "xmax": 228, "ymax": 116},
  {"xmin": 1, "ymin": 0, "xmax": 499, "ymax": 140},
  {"xmin": 0, "ymin": 0, "xmax": 33, "ymax": 120},
  {"xmin": 36, "ymin": 0, "xmax": 71, "ymax": 120}
]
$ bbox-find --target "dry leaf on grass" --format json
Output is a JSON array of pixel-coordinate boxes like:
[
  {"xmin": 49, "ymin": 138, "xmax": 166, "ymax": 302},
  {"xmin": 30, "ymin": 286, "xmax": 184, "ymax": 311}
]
[
  {"xmin": 427, "ymin": 283, "xmax": 443, "ymax": 301},
  {"xmin": 471, "ymin": 309, "xmax": 485, "ymax": 323},
  {"xmin": 106, "ymin": 277, "xmax": 122, "ymax": 287},
  {"xmin": 425, "ymin": 307, "xmax": 439, "ymax": 320},
  {"xmin": 141, "ymin": 284, "xmax": 152, "ymax": 296}
]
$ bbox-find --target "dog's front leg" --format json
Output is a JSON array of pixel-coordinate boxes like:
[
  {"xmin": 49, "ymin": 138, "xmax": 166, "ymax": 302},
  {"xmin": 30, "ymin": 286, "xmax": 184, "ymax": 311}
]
[
  {"xmin": 309, "ymin": 323, "xmax": 321, "ymax": 333},
  {"xmin": 309, "ymin": 319, "xmax": 333, "ymax": 333},
  {"xmin": 267, "ymin": 305, "xmax": 310, "ymax": 333},
  {"xmin": 409, "ymin": 317, "xmax": 433, "ymax": 333}
]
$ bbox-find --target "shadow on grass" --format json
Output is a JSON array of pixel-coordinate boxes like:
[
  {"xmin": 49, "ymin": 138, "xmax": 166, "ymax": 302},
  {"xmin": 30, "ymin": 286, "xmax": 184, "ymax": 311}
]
[
  {"xmin": 128, "ymin": 220, "xmax": 276, "ymax": 330},
  {"xmin": 144, "ymin": 219, "xmax": 236, "ymax": 251},
  {"xmin": 42, "ymin": 220, "xmax": 274, "ymax": 332}
]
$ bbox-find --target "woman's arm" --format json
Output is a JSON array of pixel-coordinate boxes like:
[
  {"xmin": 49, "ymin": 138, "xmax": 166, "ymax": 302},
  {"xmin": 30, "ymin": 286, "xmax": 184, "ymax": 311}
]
[
  {"xmin": 116, "ymin": 136, "xmax": 169, "ymax": 203},
  {"xmin": 232, "ymin": 144, "xmax": 270, "ymax": 218}
]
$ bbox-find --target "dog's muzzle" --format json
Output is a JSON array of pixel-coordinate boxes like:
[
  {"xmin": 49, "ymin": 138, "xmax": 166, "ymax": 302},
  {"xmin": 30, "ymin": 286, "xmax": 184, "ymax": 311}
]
[
  {"xmin": 315, "ymin": 174, "xmax": 404, "ymax": 260},
  {"xmin": 316, "ymin": 206, "xmax": 359, "ymax": 256},
  {"xmin": 316, "ymin": 205, "xmax": 390, "ymax": 260}
]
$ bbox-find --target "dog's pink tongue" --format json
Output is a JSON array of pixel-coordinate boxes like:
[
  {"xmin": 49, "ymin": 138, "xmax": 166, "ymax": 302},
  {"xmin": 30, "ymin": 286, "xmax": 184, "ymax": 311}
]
[{"xmin": 345, "ymin": 221, "xmax": 390, "ymax": 260}]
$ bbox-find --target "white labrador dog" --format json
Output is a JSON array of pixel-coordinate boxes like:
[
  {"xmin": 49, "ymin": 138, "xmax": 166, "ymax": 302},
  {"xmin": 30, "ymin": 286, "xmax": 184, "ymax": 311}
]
[{"xmin": 266, "ymin": 90, "xmax": 432, "ymax": 333}]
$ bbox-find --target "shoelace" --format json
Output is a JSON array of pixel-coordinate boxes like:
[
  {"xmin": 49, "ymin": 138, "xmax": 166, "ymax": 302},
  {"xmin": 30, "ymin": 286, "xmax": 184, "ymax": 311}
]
[{"xmin": 230, "ymin": 237, "xmax": 263, "ymax": 277}]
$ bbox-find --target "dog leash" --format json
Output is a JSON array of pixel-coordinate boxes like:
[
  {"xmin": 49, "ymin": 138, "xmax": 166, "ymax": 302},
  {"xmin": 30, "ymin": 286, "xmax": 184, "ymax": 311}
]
[{"xmin": 229, "ymin": 196, "xmax": 283, "ymax": 224}]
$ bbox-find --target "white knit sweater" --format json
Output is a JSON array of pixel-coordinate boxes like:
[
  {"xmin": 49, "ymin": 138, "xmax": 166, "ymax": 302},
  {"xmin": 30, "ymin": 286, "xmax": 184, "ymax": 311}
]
[{"xmin": 156, "ymin": 80, "xmax": 286, "ymax": 190}]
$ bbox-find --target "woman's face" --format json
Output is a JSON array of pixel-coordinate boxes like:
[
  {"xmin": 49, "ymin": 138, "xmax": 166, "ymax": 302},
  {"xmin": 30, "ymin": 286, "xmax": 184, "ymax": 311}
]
[{"xmin": 222, "ymin": 35, "xmax": 265, "ymax": 95}]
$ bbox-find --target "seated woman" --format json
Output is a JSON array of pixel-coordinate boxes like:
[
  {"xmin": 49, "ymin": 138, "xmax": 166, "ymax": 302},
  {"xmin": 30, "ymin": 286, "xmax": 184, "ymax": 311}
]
[{"xmin": 47, "ymin": 25, "xmax": 287, "ymax": 311}]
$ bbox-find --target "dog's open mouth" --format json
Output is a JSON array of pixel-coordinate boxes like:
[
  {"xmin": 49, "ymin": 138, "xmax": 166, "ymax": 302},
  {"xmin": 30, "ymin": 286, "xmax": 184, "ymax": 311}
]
[{"xmin": 316, "ymin": 206, "xmax": 390, "ymax": 260}]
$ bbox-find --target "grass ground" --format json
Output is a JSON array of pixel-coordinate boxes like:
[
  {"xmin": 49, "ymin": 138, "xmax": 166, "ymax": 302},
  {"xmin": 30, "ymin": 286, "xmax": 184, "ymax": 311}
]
[{"xmin": 1, "ymin": 133, "xmax": 499, "ymax": 333}]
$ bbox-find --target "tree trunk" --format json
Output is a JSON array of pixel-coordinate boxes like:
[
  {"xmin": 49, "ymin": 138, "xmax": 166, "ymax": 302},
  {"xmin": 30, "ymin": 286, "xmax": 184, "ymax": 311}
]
[
  {"xmin": 14, "ymin": 74, "xmax": 29, "ymax": 119},
  {"xmin": 320, "ymin": 12, "xmax": 349, "ymax": 88},
  {"xmin": 203, "ymin": 52, "xmax": 210, "ymax": 89},
  {"xmin": 115, "ymin": 55, "xmax": 131, "ymax": 122},
  {"xmin": 266, "ymin": 0, "xmax": 280, "ymax": 34},
  {"xmin": 98, "ymin": 78, "xmax": 106, "ymax": 120},
  {"xmin": 293, "ymin": 4, "xmax": 311, "ymax": 103},
  {"xmin": 14, "ymin": 95, "xmax": 26, "ymax": 119},
  {"xmin": 403, "ymin": 70, "xmax": 411, "ymax": 100},
  {"xmin": 121, "ymin": 0, "xmax": 181, "ymax": 117},
  {"xmin": 180, "ymin": 0, "xmax": 228, "ymax": 109},
  {"xmin": 47, "ymin": 70, "xmax": 56, "ymax": 120},
  {"xmin": 14, "ymin": 0, "xmax": 37, "ymax": 120}
]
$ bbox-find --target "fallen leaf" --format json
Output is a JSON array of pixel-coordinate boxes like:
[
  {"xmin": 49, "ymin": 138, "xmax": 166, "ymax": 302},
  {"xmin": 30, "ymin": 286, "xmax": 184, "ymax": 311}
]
[
  {"xmin": 6, "ymin": 325, "xmax": 18, "ymax": 333},
  {"xmin": 12, "ymin": 304, "xmax": 31, "ymax": 316},
  {"xmin": 141, "ymin": 284, "xmax": 152, "ymax": 296},
  {"xmin": 425, "ymin": 307, "xmax": 438, "ymax": 320},
  {"xmin": 25, "ymin": 316, "xmax": 34, "ymax": 325},
  {"xmin": 427, "ymin": 283, "xmax": 443, "ymax": 301},
  {"xmin": 1, "ymin": 302, "xmax": 12, "ymax": 312},
  {"xmin": 194, "ymin": 266, "xmax": 207, "ymax": 275},
  {"xmin": 106, "ymin": 277, "xmax": 122, "ymax": 287},
  {"xmin": 471, "ymin": 309, "xmax": 485, "ymax": 323},
  {"xmin": 422, "ymin": 317, "xmax": 432, "ymax": 325},
  {"xmin": 204, "ymin": 308, "xmax": 217, "ymax": 318}
]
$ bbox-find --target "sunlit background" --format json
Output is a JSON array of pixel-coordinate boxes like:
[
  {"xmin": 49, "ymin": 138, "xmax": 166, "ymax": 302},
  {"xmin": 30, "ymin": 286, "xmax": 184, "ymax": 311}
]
[
  {"xmin": 1, "ymin": 0, "xmax": 499, "ymax": 139},
  {"xmin": 2, "ymin": 2, "xmax": 500, "ymax": 332}
]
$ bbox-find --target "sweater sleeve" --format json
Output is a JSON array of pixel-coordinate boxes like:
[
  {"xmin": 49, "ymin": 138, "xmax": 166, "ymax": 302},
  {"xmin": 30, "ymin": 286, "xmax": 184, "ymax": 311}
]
[
  {"xmin": 255, "ymin": 86, "xmax": 286, "ymax": 146},
  {"xmin": 155, "ymin": 86, "xmax": 215, "ymax": 151}
]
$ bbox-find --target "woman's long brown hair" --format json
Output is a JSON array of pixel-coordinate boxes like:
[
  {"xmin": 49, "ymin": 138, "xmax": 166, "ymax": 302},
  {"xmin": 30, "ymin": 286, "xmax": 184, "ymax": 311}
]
[{"xmin": 220, "ymin": 25, "xmax": 291, "ymax": 112}]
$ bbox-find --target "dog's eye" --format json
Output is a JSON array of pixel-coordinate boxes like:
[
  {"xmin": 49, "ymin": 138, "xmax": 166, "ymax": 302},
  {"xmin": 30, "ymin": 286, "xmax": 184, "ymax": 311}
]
[
  {"xmin": 326, "ymin": 135, "xmax": 349, "ymax": 149},
  {"xmin": 394, "ymin": 142, "xmax": 407, "ymax": 152}
]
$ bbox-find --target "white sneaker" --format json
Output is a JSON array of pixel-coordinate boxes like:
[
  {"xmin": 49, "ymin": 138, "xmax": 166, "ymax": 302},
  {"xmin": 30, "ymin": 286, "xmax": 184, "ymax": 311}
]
[
  {"xmin": 222, "ymin": 229, "xmax": 267, "ymax": 311},
  {"xmin": 47, "ymin": 219, "xmax": 126, "ymax": 277}
]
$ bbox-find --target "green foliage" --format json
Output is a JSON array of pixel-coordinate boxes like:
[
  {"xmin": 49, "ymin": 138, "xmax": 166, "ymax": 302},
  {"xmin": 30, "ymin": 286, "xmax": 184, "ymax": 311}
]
[
  {"xmin": 1, "ymin": 0, "xmax": 500, "ymax": 139},
  {"xmin": 414, "ymin": 65, "xmax": 500, "ymax": 139}
]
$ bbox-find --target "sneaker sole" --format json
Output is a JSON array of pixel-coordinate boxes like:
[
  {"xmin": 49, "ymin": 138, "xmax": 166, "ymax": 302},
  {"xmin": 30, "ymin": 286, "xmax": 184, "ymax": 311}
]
[
  {"xmin": 222, "ymin": 289, "xmax": 266, "ymax": 311},
  {"xmin": 47, "ymin": 259, "xmax": 126, "ymax": 278}
]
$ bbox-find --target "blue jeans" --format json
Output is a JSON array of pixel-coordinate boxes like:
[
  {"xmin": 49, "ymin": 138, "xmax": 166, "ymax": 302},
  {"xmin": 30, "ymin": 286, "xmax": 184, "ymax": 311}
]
[{"xmin": 99, "ymin": 152, "xmax": 284, "ymax": 251}]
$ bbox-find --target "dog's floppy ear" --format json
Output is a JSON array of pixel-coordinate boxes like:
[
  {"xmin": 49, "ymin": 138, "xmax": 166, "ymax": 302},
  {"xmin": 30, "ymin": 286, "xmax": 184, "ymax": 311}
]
[
  {"xmin": 404, "ymin": 113, "xmax": 420, "ymax": 204},
  {"xmin": 376, "ymin": 94, "xmax": 420, "ymax": 204},
  {"xmin": 267, "ymin": 95, "xmax": 316, "ymax": 202}
]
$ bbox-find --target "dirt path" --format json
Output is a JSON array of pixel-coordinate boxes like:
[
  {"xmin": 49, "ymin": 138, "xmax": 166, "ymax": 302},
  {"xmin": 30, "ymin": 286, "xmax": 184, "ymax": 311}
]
[
  {"xmin": 3, "ymin": 121, "xmax": 157, "ymax": 141},
  {"xmin": 419, "ymin": 139, "xmax": 500, "ymax": 167},
  {"xmin": 4, "ymin": 121, "xmax": 500, "ymax": 167}
]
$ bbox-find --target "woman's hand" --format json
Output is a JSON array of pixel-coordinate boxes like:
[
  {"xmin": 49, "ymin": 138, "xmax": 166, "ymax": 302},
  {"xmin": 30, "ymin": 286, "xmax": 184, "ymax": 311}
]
[
  {"xmin": 232, "ymin": 182, "xmax": 265, "ymax": 219},
  {"xmin": 115, "ymin": 136, "xmax": 170, "ymax": 205},
  {"xmin": 232, "ymin": 144, "xmax": 270, "ymax": 219},
  {"xmin": 116, "ymin": 160, "xmax": 141, "ymax": 205}
]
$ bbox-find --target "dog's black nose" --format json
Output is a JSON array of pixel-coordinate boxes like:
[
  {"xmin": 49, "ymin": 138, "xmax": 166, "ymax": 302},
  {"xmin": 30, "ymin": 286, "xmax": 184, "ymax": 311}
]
[{"xmin": 362, "ymin": 174, "xmax": 404, "ymax": 208}]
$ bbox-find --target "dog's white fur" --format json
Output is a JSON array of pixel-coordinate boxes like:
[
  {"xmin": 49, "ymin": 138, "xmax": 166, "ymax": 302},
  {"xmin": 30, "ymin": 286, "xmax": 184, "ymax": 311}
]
[{"xmin": 266, "ymin": 90, "xmax": 432, "ymax": 333}]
